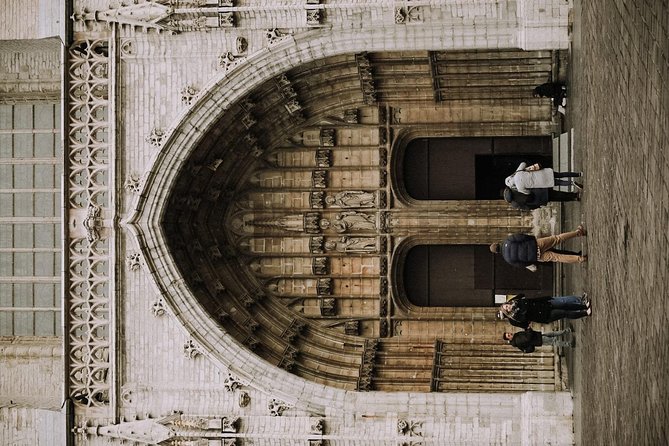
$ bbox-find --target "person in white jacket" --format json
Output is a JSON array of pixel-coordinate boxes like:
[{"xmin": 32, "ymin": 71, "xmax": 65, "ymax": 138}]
[{"xmin": 504, "ymin": 162, "xmax": 582, "ymax": 195}]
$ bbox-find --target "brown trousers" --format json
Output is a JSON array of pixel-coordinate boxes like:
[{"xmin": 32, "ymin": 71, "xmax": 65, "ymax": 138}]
[{"xmin": 536, "ymin": 230, "xmax": 583, "ymax": 263}]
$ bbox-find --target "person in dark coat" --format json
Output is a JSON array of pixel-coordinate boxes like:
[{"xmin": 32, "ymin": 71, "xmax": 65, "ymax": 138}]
[
  {"xmin": 502, "ymin": 187, "xmax": 579, "ymax": 211},
  {"xmin": 503, "ymin": 327, "xmax": 573, "ymax": 352},
  {"xmin": 533, "ymin": 81, "xmax": 567, "ymax": 107},
  {"xmin": 498, "ymin": 294, "xmax": 591, "ymax": 329},
  {"xmin": 489, "ymin": 226, "xmax": 587, "ymax": 270}
]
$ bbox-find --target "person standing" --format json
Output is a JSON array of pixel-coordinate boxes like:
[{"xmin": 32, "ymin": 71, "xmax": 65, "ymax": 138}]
[
  {"xmin": 489, "ymin": 225, "xmax": 587, "ymax": 270},
  {"xmin": 502, "ymin": 186, "xmax": 580, "ymax": 211},
  {"xmin": 497, "ymin": 293, "xmax": 591, "ymax": 329},
  {"xmin": 503, "ymin": 327, "xmax": 573, "ymax": 353},
  {"xmin": 504, "ymin": 162, "xmax": 583, "ymax": 196}
]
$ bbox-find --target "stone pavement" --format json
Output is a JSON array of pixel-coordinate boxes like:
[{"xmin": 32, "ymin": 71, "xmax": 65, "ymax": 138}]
[{"xmin": 562, "ymin": 0, "xmax": 669, "ymax": 444}]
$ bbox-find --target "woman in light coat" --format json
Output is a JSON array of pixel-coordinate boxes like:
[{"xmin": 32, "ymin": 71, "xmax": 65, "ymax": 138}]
[{"xmin": 505, "ymin": 162, "xmax": 582, "ymax": 195}]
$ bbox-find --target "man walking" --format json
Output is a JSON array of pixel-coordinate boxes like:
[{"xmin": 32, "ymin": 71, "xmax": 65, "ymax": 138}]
[
  {"xmin": 489, "ymin": 225, "xmax": 587, "ymax": 271},
  {"xmin": 503, "ymin": 327, "xmax": 573, "ymax": 353}
]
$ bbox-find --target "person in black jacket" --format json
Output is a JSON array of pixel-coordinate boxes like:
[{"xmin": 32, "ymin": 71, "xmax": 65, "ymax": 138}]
[
  {"xmin": 498, "ymin": 293, "xmax": 591, "ymax": 328},
  {"xmin": 489, "ymin": 225, "xmax": 587, "ymax": 271},
  {"xmin": 503, "ymin": 327, "xmax": 573, "ymax": 353},
  {"xmin": 502, "ymin": 187, "xmax": 579, "ymax": 211}
]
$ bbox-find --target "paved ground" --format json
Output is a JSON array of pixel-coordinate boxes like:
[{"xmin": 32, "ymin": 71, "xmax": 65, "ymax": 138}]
[{"xmin": 562, "ymin": 0, "xmax": 669, "ymax": 444}]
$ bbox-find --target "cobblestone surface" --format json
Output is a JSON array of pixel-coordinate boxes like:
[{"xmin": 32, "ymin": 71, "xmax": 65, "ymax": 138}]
[{"xmin": 565, "ymin": 0, "xmax": 669, "ymax": 444}]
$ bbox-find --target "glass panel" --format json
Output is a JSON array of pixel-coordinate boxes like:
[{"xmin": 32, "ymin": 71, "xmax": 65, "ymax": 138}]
[
  {"xmin": 13, "ymin": 134, "xmax": 33, "ymax": 157},
  {"xmin": 0, "ymin": 313, "xmax": 13, "ymax": 336},
  {"xmin": 35, "ymin": 311, "xmax": 56, "ymax": 336},
  {"xmin": 14, "ymin": 252, "xmax": 34, "ymax": 276},
  {"xmin": 14, "ymin": 312, "xmax": 34, "ymax": 336},
  {"xmin": 13, "ymin": 192, "xmax": 34, "ymax": 217},
  {"xmin": 34, "ymin": 283, "xmax": 55, "ymax": 307},
  {"xmin": 0, "ymin": 105, "xmax": 13, "ymax": 129},
  {"xmin": 0, "ymin": 135, "xmax": 12, "ymax": 157},
  {"xmin": 34, "ymin": 192, "xmax": 55, "ymax": 217},
  {"xmin": 33, "ymin": 104, "xmax": 55, "ymax": 129},
  {"xmin": 14, "ymin": 224, "xmax": 34, "ymax": 248},
  {"xmin": 13, "ymin": 105, "xmax": 33, "ymax": 129},
  {"xmin": 34, "ymin": 133, "xmax": 56, "ymax": 158}
]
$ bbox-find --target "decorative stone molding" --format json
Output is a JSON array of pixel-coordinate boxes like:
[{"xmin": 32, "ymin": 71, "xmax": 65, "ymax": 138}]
[
  {"xmin": 265, "ymin": 28, "xmax": 290, "ymax": 46},
  {"xmin": 306, "ymin": 8, "xmax": 322, "ymax": 26},
  {"xmin": 224, "ymin": 372, "xmax": 245, "ymax": 392},
  {"xmin": 268, "ymin": 398, "xmax": 290, "ymax": 416},
  {"xmin": 316, "ymin": 278, "xmax": 333, "ymax": 295},
  {"xmin": 343, "ymin": 108, "xmax": 359, "ymax": 123},
  {"xmin": 320, "ymin": 128, "xmax": 336, "ymax": 146},
  {"xmin": 356, "ymin": 53, "xmax": 377, "ymax": 104},
  {"xmin": 219, "ymin": 52, "xmax": 245, "ymax": 73},
  {"xmin": 183, "ymin": 339, "xmax": 204, "ymax": 359},
  {"xmin": 124, "ymin": 172, "xmax": 143, "ymax": 194},
  {"xmin": 238, "ymin": 391, "xmax": 250, "ymax": 407},
  {"xmin": 397, "ymin": 419, "xmax": 423, "ymax": 437},
  {"xmin": 151, "ymin": 297, "xmax": 167, "ymax": 317},
  {"xmin": 180, "ymin": 84, "xmax": 199, "ymax": 106},
  {"xmin": 82, "ymin": 203, "xmax": 102, "ymax": 243},
  {"xmin": 310, "ymin": 418, "xmax": 325, "ymax": 434},
  {"xmin": 320, "ymin": 298, "xmax": 336, "ymax": 316},
  {"xmin": 312, "ymin": 170, "xmax": 328, "ymax": 188},
  {"xmin": 357, "ymin": 339, "xmax": 378, "ymax": 391},
  {"xmin": 125, "ymin": 251, "xmax": 142, "ymax": 271},
  {"xmin": 146, "ymin": 128, "xmax": 165, "ymax": 148},
  {"xmin": 310, "ymin": 191, "xmax": 326, "ymax": 209},
  {"xmin": 395, "ymin": 4, "xmax": 424, "ymax": 24},
  {"xmin": 312, "ymin": 257, "xmax": 329, "ymax": 275},
  {"xmin": 235, "ymin": 36, "xmax": 248, "ymax": 55},
  {"xmin": 344, "ymin": 320, "xmax": 360, "ymax": 336},
  {"xmin": 67, "ymin": 39, "xmax": 112, "ymax": 408},
  {"xmin": 325, "ymin": 191, "xmax": 376, "ymax": 208}
]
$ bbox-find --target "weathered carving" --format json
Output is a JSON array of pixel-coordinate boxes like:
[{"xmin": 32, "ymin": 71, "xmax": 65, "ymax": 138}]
[
  {"xmin": 219, "ymin": 12, "xmax": 236, "ymax": 27},
  {"xmin": 241, "ymin": 113, "xmax": 256, "ymax": 129},
  {"xmin": 221, "ymin": 416, "xmax": 239, "ymax": 433},
  {"xmin": 306, "ymin": 9, "xmax": 322, "ymax": 26},
  {"xmin": 278, "ymin": 345, "xmax": 298, "ymax": 370},
  {"xmin": 124, "ymin": 173, "xmax": 143, "ymax": 195},
  {"xmin": 343, "ymin": 108, "xmax": 359, "ymax": 123},
  {"xmin": 379, "ymin": 128, "xmax": 387, "ymax": 145},
  {"xmin": 379, "ymin": 318, "xmax": 388, "ymax": 337},
  {"xmin": 379, "ymin": 296, "xmax": 388, "ymax": 317},
  {"xmin": 312, "ymin": 257, "xmax": 329, "ymax": 275},
  {"xmin": 315, "ymin": 149, "xmax": 332, "ymax": 167},
  {"xmin": 310, "ymin": 418, "xmax": 325, "ymax": 434},
  {"xmin": 219, "ymin": 51, "xmax": 244, "ymax": 73},
  {"xmin": 320, "ymin": 128, "xmax": 336, "ymax": 146},
  {"xmin": 380, "ymin": 256, "xmax": 388, "ymax": 275},
  {"xmin": 125, "ymin": 252, "xmax": 142, "ymax": 271},
  {"xmin": 82, "ymin": 203, "xmax": 102, "ymax": 242},
  {"xmin": 224, "ymin": 372, "xmax": 244, "ymax": 392},
  {"xmin": 281, "ymin": 319, "xmax": 306, "ymax": 343},
  {"xmin": 398, "ymin": 419, "xmax": 423, "ymax": 436},
  {"xmin": 380, "ymin": 277, "xmax": 388, "ymax": 296},
  {"xmin": 310, "ymin": 236, "xmax": 325, "ymax": 254},
  {"xmin": 151, "ymin": 298, "xmax": 166, "ymax": 317},
  {"xmin": 378, "ymin": 190, "xmax": 388, "ymax": 208},
  {"xmin": 244, "ymin": 336, "xmax": 259, "ymax": 351},
  {"xmin": 284, "ymin": 98, "xmax": 302, "ymax": 114},
  {"xmin": 265, "ymin": 28, "xmax": 290, "ymax": 45},
  {"xmin": 310, "ymin": 191, "xmax": 325, "ymax": 209},
  {"xmin": 379, "ymin": 148, "xmax": 388, "ymax": 166},
  {"xmin": 304, "ymin": 212, "xmax": 324, "ymax": 234},
  {"xmin": 357, "ymin": 339, "xmax": 378, "ymax": 391},
  {"xmin": 379, "ymin": 169, "xmax": 387, "ymax": 187},
  {"xmin": 325, "ymin": 236, "xmax": 378, "ymax": 253},
  {"xmin": 395, "ymin": 5, "xmax": 423, "ymax": 24},
  {"xmin": 356, "ymin": 53, "xmax": 377, "ymax": 104},
  {"xmin": 316, "ymin": 278, "xmax": 333, "ymax": 295},
  {"xmin": 180, "ymin": 84, "xmax": 198, "ymax": 106},
  {"xmin": 146, "ymin": 128, "xmax": 165, "ymax": 148},
  {"xmin": 238, "ymin": 391, "xmax": 250, "ymax": 407},
  {"xmin": 325, "ymin": 191, "xmax": 376, "ymax": 208},
  {"xmin": 345, "ymin": 320, "xmax": 360, "ymax": 336},
  {"xmin": 320, "ymin": 298, "xmax": 336, "ymax": 316},
  {"xmin": 268, "ymin": 399, "xmax": 290, "ymax": 416},
  {"xmin": 183, "ymin": 339, "xmax": 203, "ymax": 359},
  {"xmin": 312, "ymin": 170, "xmax": 328, "ymax": 188},
  {"xmin": 333, "ymin": 211, "xmax": 377, "ymax": 233},
  {"xmin": 235, "ymin": 36, "xmax": 248, "ymax": 54}
]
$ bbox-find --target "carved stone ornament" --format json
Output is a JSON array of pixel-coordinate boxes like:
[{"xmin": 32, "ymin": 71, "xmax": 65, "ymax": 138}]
[
  {"xmin": 124, "ymin": 172, "xmax": 142, "ymax": 194},
  {"xmin": 310, "ymin": 191, "xmax": 325, "ymax": 209},
  {"xmin": 310, "ymin": 236, "xmax": 325, "ymax": 253},
  {"xmin": 221, "ymin": 416, "xmax": 239, "ymax": 433},
  {"xmin": 82, "ymin": 202, "xmax": 102, "ymax": 242},
  {"xmin": 241, "ymin": 112, "xmax": 256, "ymax": 129},
  {"xmin": 265, "ymin": 28, "xmax": 290, "ymax": 45},
  {"xmin": 312, "ymin": 257, "xmax": 329, "ymax": 275},
  {"xmin": 325, "ymin": 236, "xmax": 378, "ymax": 253},
  {"xmin": 379, "ymin": 296, "xmax": 388, "ymax": 317},
  {"xmin": 150, "ymin": 298, "xmax": 167, "ymax": 317},
  {"xmin": 320, "ymin": 128, "xmax": 336, "ymax": 146},
  {"xmin": 316, "ymin": 278, "xmax": 333, "ymax": 295},
  {"xmin": 238, "ymin": 391, "xmax": 250, "ymax": 407},
  {"xmin": 344, "ymin": 320, "xmax": 360, "ymax": 336},
  {"xmin": 306, "ymin": 8, "xmax": 322, "ymax": 26},
  {"xmin": 380, "ymin": 277, "xmax": 389, "ymax": 296},
  {"xmin": 219, "ymin": 11, "xmax": 236, "ymax": 27},
  {"xmin": 320, "ymin": 298, "xmax": 336, "ymax": 316},
  {"xmin": 315, "ymin": 149, "xmax": 332, "ymax": 167},
  {"xmin": 356, "ymin": 53, "xmax": 377, "ymax": 104},
  {"xmin": 224, "ymin": 372, "xmax": 244, "ymax": 392},
  {"xmin": 125, "ymin": 251, "xmax": 142, "ymax": 271},
  {"xmin": 180, "ymin": 84, "xmax": 199, "ymax": 106},
  {"xmin": 310, "ymin": 418, "xmax": 325, "ymax": 434},
  {"xmin": 146, "ymin": 128, "xmax": 165, "ymax": 148},
  {"xmin": 344, "ymin": 108, "xmax": 359, "ymax": 123},
  {"xmin": 312, "ymin": 170, "xmax": 328, "ymax": 188},
  {"xmin": 268, "ymin": 399, "xmax": 290, "ymax": 416},
  {"xmin": 397, "ymin": 419, "xmax": 423, "ymax": 437},
  {"xmin": 379, "ymin": 318, "xmax": 388, "ymax": 337},
  {"xmin": 183, "ymin": 339, "xmax": 203, "ymax": 359},
  {"xmin": 325, "ymin": 190, "xmax": 376, "ymax": 208},
  {"xmin": 219, "ymin": 52, "xmax": 244, "ymax": 73},
  {"xmin": 235, "ymin": 36, "xmax": 248, "ymax": 54},
  {"xmin": 395, "ymin": 5, "xmax": 424, "ymax": 24},
  {"xmin": 304, "ymin": 212, "xmax": 323, "ymax": 234},
  {"xmin": 332, "ymin": 211, "xmax": 377, "ymax": 233}
]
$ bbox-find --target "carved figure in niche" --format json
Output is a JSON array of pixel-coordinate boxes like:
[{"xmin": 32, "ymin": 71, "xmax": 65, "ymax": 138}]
[
  {"xmin": 325, "ymin": 190, "xmax": 376, "ymax": 208},
  {"xmin": 325, "ymin": 236, "xmax": 378, "ymax": 253},
  {"xmin": 333, "ymin": 211, "xmax": 376, "ymax": 233}
]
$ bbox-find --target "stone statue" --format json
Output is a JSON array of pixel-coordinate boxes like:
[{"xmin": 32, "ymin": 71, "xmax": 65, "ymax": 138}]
[
  {"xmin": 325, "ymin": 191, "xmax": 376, "ymax": 208},
  {"xmin": 332, "ymin": 211, "xmax": 376, "ymax": 233},
  {"xmin": 325, "ymin": 236, "xmax": 378, "ymax": 253}
]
